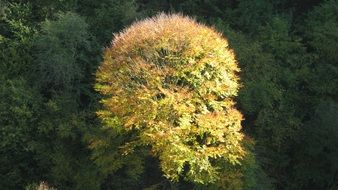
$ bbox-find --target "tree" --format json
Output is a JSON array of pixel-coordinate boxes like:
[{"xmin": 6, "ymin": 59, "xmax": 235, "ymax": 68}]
[
  {"xmin": 31, "ymin": 12, "xmax": 102, "ymax": 190},
  {"xmin": 77, "ymin": 0, "xmax": 139, "ymax": 45},
  {"xmin": 34, "ymin": 12, "xmax": 90, "ymax": 93},
  {"xmin": 289, "ymin": 1, "xmax": 338, "ymax": 189},
  {"xmin": 0, "ymin": 79, "xmax": 41, "ymax": 189},
  {"xmin": 293, "ymin": 100, "xmax": 338, "ymax": 190},
  {"xmin": 303, "ymin": 0, "xmax": 338, "ymax": 98},
  {"xmin": 95, "ymin": 13, "xmax": 246, "ymax": 185}
]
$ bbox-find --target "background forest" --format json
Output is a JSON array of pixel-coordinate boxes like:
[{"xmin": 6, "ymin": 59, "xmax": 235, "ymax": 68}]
[{"xmin": 0, "ymin": 0, "xmax": 337, "ymax": 189}]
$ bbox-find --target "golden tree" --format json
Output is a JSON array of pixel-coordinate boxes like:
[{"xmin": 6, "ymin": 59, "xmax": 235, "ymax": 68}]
[{"xmin": 95, "ymin": 13, "xmax": 245, "ymax": 184}]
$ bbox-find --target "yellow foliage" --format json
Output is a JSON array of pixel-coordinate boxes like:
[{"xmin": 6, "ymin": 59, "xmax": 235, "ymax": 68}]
[{"xmin": 96, "ymin": 13, "xmax": 245, "ymax": 184}]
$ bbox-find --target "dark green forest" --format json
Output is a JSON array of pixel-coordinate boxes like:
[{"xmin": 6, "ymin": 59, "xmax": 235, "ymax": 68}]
[{"xmin": 0, "ymin": 0, "xmax": 337, "ymax": 189}]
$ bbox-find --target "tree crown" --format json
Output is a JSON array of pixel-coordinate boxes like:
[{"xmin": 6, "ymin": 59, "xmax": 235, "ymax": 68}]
[{"xmin": 96, "ymin": 13, "xmax": 245, "ymax": 184}]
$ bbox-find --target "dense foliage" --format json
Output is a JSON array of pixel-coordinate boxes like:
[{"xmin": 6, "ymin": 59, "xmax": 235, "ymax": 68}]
[
  {"xmin": 96, "ymin": 14, "xmax": 245, "ymax": 184},
  {"xmin": 0, "ymin": 0, "xmax": 337, "ymax": 189}
]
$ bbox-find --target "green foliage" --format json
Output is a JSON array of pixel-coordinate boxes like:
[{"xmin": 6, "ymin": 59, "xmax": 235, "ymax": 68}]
[
  {"xmin": 85, "ymin": 121, "xmax": 146, "ymax": 189},
  {"xmin": 235, "ymin": 0, "xmax": 274, "ymax": 33},
  {"xmin": 305, "ymin": 0, "xmax": 338, "ymax": 63},
  {"xmin": 287, "ymin": 2, "xmax": 338, "ymax": 189},
  {"xmin": 77, "ymin": 0, "xmax": 139, "ymax": 45},
  {"xmin": 29, "ymin": 94, "xmax": 102, "ymax": 190},
  {"xmin": 303, "ymin": 0, "xmax": 338, "ymax": 97},
  {"xmin": 0, "ymin": 2, "xmax": 36, "ymax": 80},
  {"xmin": 0, "ymin": 79, "xmax": 41, "ymax": 189},
  {"xmin": 293, "ymin": 100, "xmax": 338, "ymax": 189},
  {"xmin": 224, "ymin": 12, "xmax": 312, "ymax": 190},
  {"xmin": 34, "ymin": 12, "xmax": 90, "ymax": 92},
  {"xmin": 30, "ymin": 12, "xmax": 102, "ymax": 190}
]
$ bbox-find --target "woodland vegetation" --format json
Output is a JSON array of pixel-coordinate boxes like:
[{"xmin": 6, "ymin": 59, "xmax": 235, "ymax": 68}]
[{"xmin": 0, "ymin": 0, "xmax": 337, "ymax": 190}]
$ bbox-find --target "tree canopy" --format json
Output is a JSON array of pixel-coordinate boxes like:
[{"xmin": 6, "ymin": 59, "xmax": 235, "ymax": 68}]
[{"xmin": 95, "ymin": 14, "xmax": 245, "ymax": 184}]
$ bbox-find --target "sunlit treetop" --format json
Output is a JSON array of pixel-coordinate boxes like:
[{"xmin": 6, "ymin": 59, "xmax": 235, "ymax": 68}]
[{"xmin": 95, "ymin": 13, "xmax": 245, "ymax": 184}]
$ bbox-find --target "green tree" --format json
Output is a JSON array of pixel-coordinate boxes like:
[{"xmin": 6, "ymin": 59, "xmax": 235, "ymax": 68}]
[
  {"xmin": 303, "ymin": 0, "xmax": 338, "ymax": 98},
  {"xmin": 289, "ymin": 1, "xmax": 338, "ymax": 189},
  {"xmin": 225, "ymin": 14, "xmax": 311, "ymax": 189},
  {"xmin": 31, "ymin": 12, "xmax": 102, "ymax": 190},
  {"xmin": 293, "ymin": 100, "xmax": 338, "ymax": 190},
  {"xmin": 34, "ymin": 12, "xmax": 90, "ymax": 93},
  {"xmin": 0, "ymin": 2, "xmax": 36, "ymax": 80},
  {"xmin": 0, "ymin": 79, "xmax": 41, "ymax": 189},
  {"xmin": 77, "ymin": 0, "xmax": 139, "ymax": 45}
]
